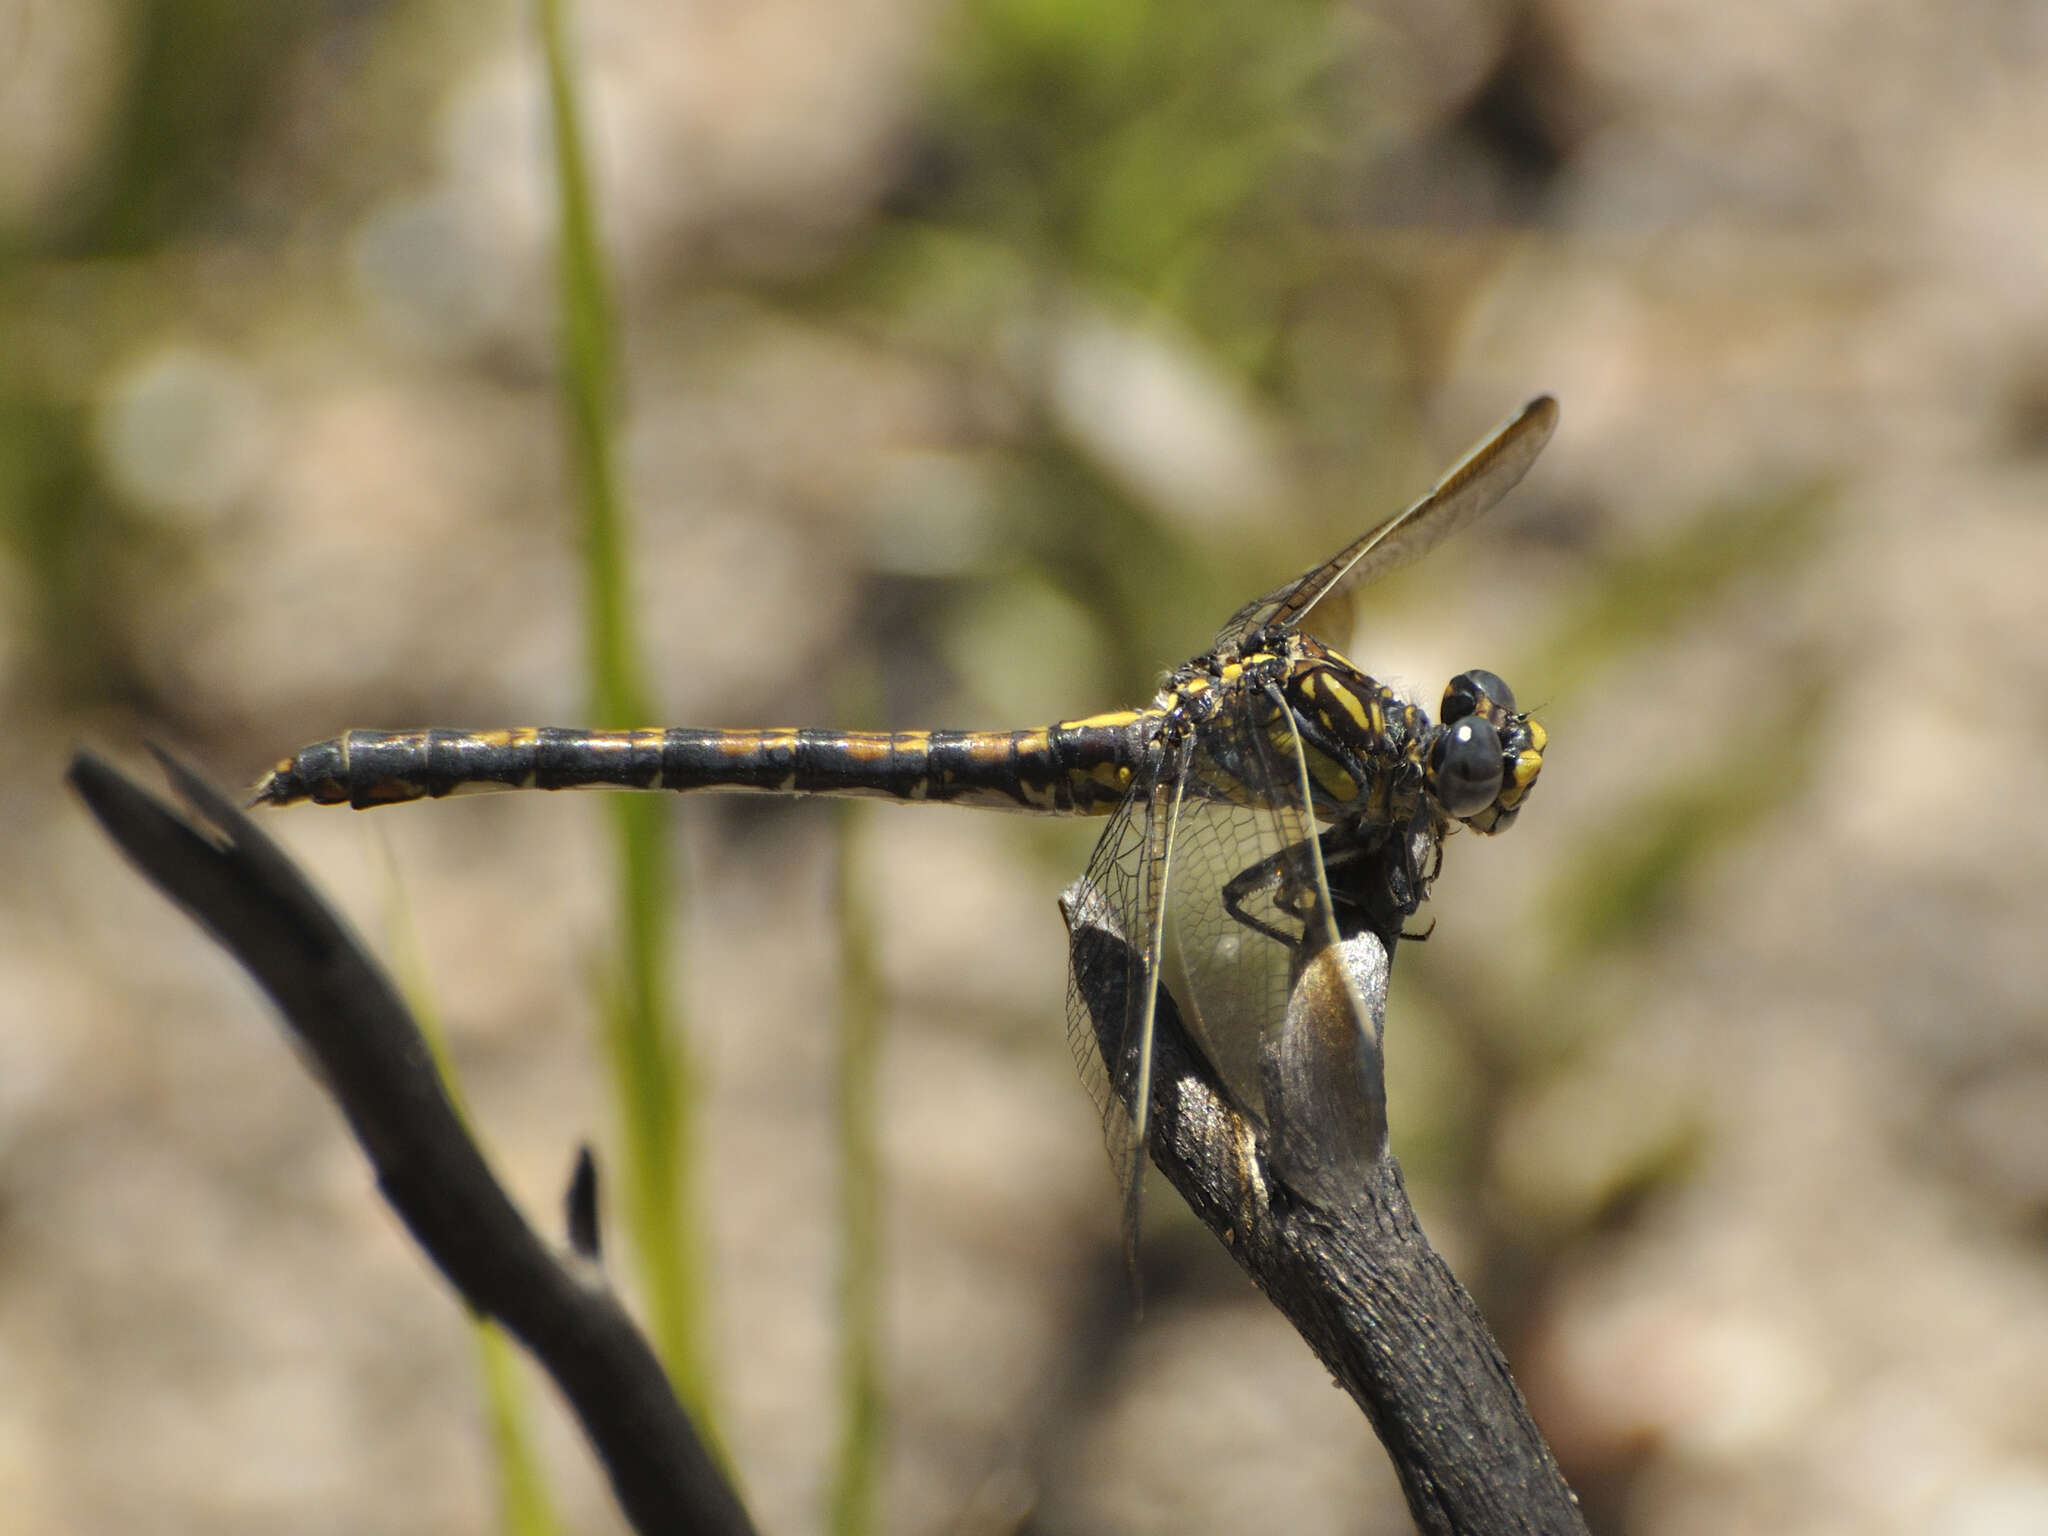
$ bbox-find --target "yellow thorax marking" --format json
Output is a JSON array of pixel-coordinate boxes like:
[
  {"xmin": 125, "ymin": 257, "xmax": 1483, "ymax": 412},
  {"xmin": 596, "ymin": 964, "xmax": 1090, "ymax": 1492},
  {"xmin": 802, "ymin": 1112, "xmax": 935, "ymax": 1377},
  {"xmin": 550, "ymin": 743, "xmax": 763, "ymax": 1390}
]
[
  {"xmin": 1306, "ymin": 669, "xmax": 1375, "ymax": 737},
  {"xmin": 1304, "ymin": 750, "xmax": 1359, "ymax": 805}
]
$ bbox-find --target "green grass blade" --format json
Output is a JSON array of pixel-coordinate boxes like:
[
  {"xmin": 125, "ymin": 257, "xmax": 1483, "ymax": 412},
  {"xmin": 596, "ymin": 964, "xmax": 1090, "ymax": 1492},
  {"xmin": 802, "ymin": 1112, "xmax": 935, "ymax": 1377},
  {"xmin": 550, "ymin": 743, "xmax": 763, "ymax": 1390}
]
[
  {"xmin": 476, "ymin": 1325, "xmax": 564, "ymax": 1536},
  {"xmin": 828, "ymin": 796, "xmax": 886, "ymax": 1536},
  {"xmin": 534, "ymin": 0, "xmax": 710, "ymax": 1427}
]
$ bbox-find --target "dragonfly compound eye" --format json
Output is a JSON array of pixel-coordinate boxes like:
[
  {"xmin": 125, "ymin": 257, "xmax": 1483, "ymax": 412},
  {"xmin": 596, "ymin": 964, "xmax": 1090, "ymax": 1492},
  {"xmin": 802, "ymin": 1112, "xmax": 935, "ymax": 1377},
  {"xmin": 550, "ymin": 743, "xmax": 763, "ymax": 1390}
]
[
  {"xmin": 1440, "ymin": 669, "xmax": 1516, "ymax": 726},
  {"xmin": 1429, "ymin": 715, "xmax": 1505, "ymax": 819}
]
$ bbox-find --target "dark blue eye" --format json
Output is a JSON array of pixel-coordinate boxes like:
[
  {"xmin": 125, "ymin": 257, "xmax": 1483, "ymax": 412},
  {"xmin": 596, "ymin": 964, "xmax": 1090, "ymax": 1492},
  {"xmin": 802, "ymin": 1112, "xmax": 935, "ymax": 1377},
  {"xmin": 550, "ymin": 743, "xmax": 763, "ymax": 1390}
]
[
  {"xmin": 1430, "ymin": 716, "xmax": 1504, "ymax": 818},
  {"xmin": 1441, "ymin": 669, "xmax": 1516, "ymax": 725}
]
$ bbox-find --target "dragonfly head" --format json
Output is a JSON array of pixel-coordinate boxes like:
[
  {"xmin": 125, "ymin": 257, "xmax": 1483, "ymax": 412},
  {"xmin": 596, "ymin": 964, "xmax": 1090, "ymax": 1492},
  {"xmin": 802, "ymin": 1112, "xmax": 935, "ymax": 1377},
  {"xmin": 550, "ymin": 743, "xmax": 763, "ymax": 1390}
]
[{"xmin": 1426, "ymin": 669, "xmax": 1544, "ymax": 834}]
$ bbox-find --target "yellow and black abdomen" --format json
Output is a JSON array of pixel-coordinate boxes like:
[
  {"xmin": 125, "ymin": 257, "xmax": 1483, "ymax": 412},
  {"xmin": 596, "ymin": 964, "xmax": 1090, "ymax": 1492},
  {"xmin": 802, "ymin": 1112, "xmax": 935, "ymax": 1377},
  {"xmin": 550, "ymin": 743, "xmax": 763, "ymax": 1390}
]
[{"xmin": 251, "ymin": 714, "xmax": 1160, "ymax": 815}]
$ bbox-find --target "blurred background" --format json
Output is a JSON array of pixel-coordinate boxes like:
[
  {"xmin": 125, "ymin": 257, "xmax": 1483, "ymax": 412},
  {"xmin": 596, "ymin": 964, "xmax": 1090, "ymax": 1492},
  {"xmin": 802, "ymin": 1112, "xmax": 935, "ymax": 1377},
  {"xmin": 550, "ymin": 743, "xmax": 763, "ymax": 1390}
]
[{"xmin": 7, "ymin": 0, "xmax": 2048, "ymax": 1531}]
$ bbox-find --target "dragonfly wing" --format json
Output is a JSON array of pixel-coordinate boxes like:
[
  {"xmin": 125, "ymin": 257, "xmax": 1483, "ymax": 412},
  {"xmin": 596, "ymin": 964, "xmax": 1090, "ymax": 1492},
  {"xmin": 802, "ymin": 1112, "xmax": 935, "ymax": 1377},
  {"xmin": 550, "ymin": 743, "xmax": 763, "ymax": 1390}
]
[
  {"xmin": 1063, "ymin": 741, "xmax": 1188, "ymax": 1270},
  {"xmin": 1164, "ymin": 685, "xmax": 1391, "ymax": 1204},
  {"xmin": 1215, "ymin": 395, "xmax": 1558, "ymax": 650},
  {"xmin": 1154, "ymin": 790, "xmax": 1297, "ymax": 1130}
]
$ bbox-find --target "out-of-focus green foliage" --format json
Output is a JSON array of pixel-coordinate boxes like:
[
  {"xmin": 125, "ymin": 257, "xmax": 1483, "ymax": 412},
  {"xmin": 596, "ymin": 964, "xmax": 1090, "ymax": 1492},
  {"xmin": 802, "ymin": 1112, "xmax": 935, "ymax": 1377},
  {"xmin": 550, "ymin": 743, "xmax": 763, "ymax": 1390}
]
[
  {"xmin": 1547, "ymin": 674, "xmax": 1828, "ymax": 964},
  {"xmin": 789, "ymin": 0, "xmax": 1363, "ymax": 709},
  {"xmin": 931, "ymin": 0, "xmax": 1334, "ymax": 316},
  {"xmin": 1535, "ymin": 482, "xmax": 1834, "ymax": 960},
  {"xmin": 1532, "ymin": 479, "xmax": 1834, "ymax": 698},
  {"xmin": 46, "ymin": 0, "xmax": 319, "ymax": 255},
  {"xmin": 0, "ymin": 403, "xmax": 154, "ymax": 701}
]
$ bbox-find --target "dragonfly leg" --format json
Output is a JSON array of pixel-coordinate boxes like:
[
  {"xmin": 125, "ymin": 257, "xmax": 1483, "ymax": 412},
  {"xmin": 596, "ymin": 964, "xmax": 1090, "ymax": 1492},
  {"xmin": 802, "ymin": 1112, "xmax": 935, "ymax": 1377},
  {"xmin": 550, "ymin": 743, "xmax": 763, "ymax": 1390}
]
[
  {"xmin": 1218, "ymin": 843, "xmax": 1318, "ymax": 950},
  {"xmin": 1317, "ymin": 812, "xmax": 1441, "ymax": 949},
  {"xmin": 1218, "ymin": 825, "xmax": 1393, "ymax": 953}
]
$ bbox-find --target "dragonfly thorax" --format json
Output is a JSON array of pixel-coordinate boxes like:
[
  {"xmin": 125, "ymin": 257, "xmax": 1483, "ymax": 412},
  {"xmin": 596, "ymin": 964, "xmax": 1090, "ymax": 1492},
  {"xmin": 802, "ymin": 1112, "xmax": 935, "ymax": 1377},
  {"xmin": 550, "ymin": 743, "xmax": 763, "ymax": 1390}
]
[
  {"xmin": 1253, "ymin": 633, "xmax": 1544, "ymax": 838},
  {"xmin": 1265, "ymin": 634, "xmax": 1431, "ymax": 824}
]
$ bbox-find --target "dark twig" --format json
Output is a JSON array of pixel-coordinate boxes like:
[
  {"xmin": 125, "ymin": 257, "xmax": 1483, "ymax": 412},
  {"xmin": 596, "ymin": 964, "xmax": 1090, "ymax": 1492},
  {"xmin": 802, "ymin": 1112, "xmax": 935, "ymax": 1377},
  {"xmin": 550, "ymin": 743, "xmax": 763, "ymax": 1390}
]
[
  {"xmin": 67, "ymin": 747, "xmax": 756, "ymax": 1536},
  {"xmin": 566, "ymin": 1144, "xmax": 604, "ymax": 1264},
  {"xmin": 1063, "ymin": 857, "xmax": 1587, "ymax": 1536}
]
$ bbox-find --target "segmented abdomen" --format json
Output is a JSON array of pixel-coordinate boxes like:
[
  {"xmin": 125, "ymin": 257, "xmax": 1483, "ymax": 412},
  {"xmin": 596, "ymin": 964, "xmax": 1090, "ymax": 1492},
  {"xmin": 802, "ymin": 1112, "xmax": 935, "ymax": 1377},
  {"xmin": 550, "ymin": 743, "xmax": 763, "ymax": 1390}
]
[{"xmin": 251, "ymin": 716, "xmax": 1157, "ymax": 816}]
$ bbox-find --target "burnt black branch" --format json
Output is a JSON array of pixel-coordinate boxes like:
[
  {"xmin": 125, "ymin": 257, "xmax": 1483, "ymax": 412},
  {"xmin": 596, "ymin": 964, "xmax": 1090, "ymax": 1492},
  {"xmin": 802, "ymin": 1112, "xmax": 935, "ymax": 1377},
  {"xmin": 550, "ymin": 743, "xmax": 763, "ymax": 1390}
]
[{"xmin": 67, "ymin": 746, "xmax": 755, "ymax": 1536}]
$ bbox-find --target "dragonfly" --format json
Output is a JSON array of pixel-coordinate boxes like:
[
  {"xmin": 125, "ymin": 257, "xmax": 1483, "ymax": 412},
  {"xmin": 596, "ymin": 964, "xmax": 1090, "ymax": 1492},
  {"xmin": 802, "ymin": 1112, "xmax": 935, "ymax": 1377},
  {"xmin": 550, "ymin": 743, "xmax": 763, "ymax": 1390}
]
[{"xmin": 254, "ymin": 395, "xmax": 1557, "ymax": 1250}]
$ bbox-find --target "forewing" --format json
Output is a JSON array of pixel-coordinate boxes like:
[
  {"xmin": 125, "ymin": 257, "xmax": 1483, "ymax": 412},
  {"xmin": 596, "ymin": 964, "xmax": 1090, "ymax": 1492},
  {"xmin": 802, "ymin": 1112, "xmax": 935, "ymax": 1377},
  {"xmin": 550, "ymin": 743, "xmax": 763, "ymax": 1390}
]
[
  {"xmin": 1063, "ymin": 747, "xmax": 1185, "ymax": 1263},
  {"xmin": 1215, "ymin": 395, "xmax": 1558, "ymax": 649}
]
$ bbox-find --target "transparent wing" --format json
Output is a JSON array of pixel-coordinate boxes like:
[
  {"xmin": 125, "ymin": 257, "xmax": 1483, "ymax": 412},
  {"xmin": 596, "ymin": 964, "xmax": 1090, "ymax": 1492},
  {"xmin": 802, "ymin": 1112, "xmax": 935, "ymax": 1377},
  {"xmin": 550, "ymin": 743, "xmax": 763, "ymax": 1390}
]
[
  {"xmin": 1063, "ymin": 744, "xmax": 1186, "ymax": 1269},
  {"xmin": 1216, "ymin": 395, "xmax": 1558, "ymax": 650},
  {"xmin": 1063, "ymin": 686, "xmax": 1394, "ymax": 1248},
  {"xmin": 1161, "ymin": 687, "xmax": 1361, "ymax": 1140}
]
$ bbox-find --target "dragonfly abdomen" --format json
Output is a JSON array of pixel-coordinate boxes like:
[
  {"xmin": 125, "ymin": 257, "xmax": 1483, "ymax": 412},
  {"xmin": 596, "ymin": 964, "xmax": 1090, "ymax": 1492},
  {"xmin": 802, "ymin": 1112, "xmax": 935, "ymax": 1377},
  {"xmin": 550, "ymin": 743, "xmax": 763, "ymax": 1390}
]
[{"xmin": 252, "ymin": 717, "xmax": 1158, "ymax": 814}]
